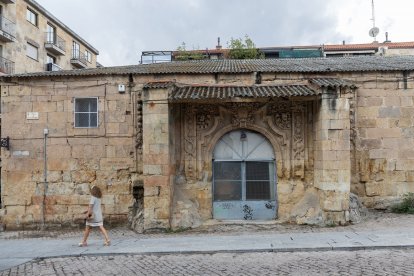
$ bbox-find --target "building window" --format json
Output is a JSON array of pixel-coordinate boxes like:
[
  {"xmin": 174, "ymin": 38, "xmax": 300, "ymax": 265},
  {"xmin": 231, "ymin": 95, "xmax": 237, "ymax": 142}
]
[
  {"xmin": 26, "ymin": 8, "xmax": 38, "ymax": 26},
  {"xmin": 74, "ymin": 98, "xmax": 98, "ymax": 128},
  {"xmin": 46, "ymin": 54, "xmax": 56, "ymax": 64},
  {"xmin": 72, "ymin": 41, "xmax": 80, "ymax": 58},
  {"xmin": 26, "ymin": 43, "xmax": 38, "ymax": 60},
  {"xmin": 85, "ymin": 50, "xmax": 92, "ymax": 63},
  {"xmin": 46, "ymin": 23, "xmax": 56, "ymax": 43},
  {"xmin": 212, "ymin": 130, "xmax": 277, "ymax": 220}
]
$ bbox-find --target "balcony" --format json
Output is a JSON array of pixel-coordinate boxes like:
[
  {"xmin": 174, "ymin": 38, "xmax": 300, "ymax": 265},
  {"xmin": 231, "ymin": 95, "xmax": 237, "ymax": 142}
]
[
  {"xmin": 45, "ymin": 62, "xmax": 62, "ymax": 72},
  {"xmin": 0, "ymin": 56, "xmax": 14, "ymax": 74},
  {"xmin": 0, "ymin": 0, "xmax": 15, "ymax": 4},
  {"xmin": 44, "ymin": 33, "xmax": 66, "ymax": 55},
  {"xmin": 0, "ymin": 15, "xmax": 16, "ymax": 42},
  {"xmin": 71, "ymin": 50, "xmax": 87, "ymax": 68}
]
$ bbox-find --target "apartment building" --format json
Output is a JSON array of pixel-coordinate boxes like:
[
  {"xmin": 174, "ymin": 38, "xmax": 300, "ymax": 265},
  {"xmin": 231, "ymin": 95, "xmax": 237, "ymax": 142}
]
[
  {"xmin": 141, "ymin": 39, "xmax": 414, "ymax": 64},
  {"xmin": 0, "ymin": 0, "xmax": 99, "ymax": 74}
]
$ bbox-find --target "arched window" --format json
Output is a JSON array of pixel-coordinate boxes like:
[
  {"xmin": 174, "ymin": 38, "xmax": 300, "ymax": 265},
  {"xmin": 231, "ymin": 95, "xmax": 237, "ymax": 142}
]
[{"xmin": 213, "ymin": 130, "xmax": 277, "ymax": 220}]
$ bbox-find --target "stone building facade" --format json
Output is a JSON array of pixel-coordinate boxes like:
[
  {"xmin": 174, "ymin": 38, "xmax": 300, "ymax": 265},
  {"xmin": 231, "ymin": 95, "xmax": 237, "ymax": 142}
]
[
  {"xmin": 0, "ymin": 0, "xmax": 99, "ymax": 74},
  {"xmin": 0, "ymin": 56, "xmax": 413, "ymax": 231}
]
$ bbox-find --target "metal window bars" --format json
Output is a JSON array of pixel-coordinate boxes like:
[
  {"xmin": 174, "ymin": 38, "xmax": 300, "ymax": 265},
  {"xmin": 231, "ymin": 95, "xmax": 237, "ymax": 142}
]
[
  {"xmin": 71, "ymin": 49, "xmax": 87, "ymax": 64},
  {"xmin": 45, "ymin": 32, "xmax": 66, "ymax": 52},
  {"xmin": 0, "ymin": 56, "xmax": 14, "ymax": 74},
  {"xmin": 0, "ymin": 15, "xmax": 16, "ymax": 38}
]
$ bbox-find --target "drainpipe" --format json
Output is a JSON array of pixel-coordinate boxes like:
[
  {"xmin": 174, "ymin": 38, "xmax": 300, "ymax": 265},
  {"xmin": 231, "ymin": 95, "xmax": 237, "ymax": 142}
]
[{"xmin": 41, "ymin": 128, "xmax": 48, "ymax": 230}]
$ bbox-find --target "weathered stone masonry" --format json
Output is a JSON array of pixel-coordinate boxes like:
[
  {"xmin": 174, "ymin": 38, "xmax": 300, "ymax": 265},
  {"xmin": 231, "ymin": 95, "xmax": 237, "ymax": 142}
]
[{"xmin": 0, "ymin": 57, "xmax": 413, "ymax": 230}]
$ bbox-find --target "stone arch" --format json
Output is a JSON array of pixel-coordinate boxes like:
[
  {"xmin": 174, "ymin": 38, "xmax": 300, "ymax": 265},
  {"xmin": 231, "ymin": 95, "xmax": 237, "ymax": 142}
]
[
  {"xmin": 209, "ymin": 128, "xmax": 279, "ymax": 220},
  {"xmin": 205, "ymin": 124, "xmax": 285, "ymax": 173}
]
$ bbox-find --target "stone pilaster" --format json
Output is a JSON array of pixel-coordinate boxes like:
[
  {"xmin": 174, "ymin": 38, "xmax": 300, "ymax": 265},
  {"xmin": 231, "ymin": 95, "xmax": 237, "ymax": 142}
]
[
  {"xmin": 314, "ymin": 89, "xmax": 351, "ymax": 224},
  {"xmin": 142, "ymin": 88, "xmax": 173, "ymax": 230}
]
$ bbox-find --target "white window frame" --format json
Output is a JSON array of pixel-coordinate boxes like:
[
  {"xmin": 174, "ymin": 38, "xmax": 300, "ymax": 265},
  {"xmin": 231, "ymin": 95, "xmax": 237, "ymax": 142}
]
[
  {"xmin": 72, "ymin": 41, "xmax": 80, "ymax": 58},
  {"xmin": 85, "ymin": 50, "xmax": 92, "ymax": 63},
  {"xmin": 26, "ymin": 8, "xmax": 38, "ymax": 26},
  {"xmin": 26, "ymin": 43, "xmax": 38, "ymax": 60},
  {"xmin": 46, "ymin": 23, "xmax": 56, "ymax": 43},
  {"xmin": 74, "ymin": 97, "xmax": 98, "ymax": 128}
]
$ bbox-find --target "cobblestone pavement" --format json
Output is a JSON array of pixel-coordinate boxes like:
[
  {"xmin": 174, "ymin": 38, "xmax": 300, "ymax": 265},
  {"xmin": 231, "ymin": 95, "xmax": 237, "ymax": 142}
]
[{"xmin": 1, "ymin": 249, "xmax": 414, "ymax": 275}]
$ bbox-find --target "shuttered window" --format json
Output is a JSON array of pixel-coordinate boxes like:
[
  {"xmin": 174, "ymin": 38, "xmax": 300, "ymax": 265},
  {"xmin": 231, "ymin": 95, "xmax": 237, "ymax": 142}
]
[{"xmin": 26, "ymin": 43, "xmax": 38, "ymax": 60}]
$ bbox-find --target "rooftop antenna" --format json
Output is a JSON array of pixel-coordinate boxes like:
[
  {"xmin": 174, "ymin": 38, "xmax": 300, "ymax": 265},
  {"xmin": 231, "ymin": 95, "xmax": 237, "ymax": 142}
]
[{"xmin": 369, "ymin": 0, "xmax": 379, "ymax": 42}]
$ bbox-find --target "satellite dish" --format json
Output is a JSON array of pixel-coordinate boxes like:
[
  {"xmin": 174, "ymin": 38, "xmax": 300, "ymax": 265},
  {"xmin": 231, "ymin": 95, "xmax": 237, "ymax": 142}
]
[{"xmin": 369, "ymin": 27, "xmax": 380, "ymax": 37}]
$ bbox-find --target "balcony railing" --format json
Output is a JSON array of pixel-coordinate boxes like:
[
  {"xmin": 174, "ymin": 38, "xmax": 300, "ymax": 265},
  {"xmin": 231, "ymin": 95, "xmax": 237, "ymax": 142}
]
[
  {"xmin": 71, "ymin": 49, "xmax": 87, "ymax": 68},
  {"xmin": 46, "ymin": 62, "xmax": 62, "ymax": 72},
  {"xmin": 0, "ymin": 56, "xmax": 14, "ymax": 74},
  {"xmin": 0, "ymin": 15, "xmax": 16, "ymax": 42},
  {"xmin": 45, "ymin": 32, "xmax": 66, "ymax": 55}
]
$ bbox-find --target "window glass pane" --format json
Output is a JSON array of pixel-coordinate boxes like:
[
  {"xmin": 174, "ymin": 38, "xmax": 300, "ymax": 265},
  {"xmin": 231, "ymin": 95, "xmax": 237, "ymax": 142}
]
[
  {"xmin": 245, "ymin": 132, "xmax": 275, "ymax": 160},
  {"xmin": 246, "ymin": 162, "xmax": 269, "ymax": 181},
  {"xmin": 47, "ymin": 24, "xmax": 55, "ymax": 42},
  {"xmin": 214, "ymin": 180, "xmax": 242, "ymax": 201},
  {"xmin": 89, "ymin": 113, "xmax": 97, "ymax": 127},
  {"xmin": 214, "ymin": 162, "xmax": 242, "ymax": 201},
  {"xmin": 85, "ymin": 50, "xmax": 92, "ymax": 62},
  {"xmin": 73, "ymin": 42, "xmax": 80, "ymax": 58},
  {"xmin": 214, "ymin": 162, "xmax": 241, "ymax": 180},
  {"xmin": 246, "ymin": 162, "xmax": 274, "ymax": 200},
  {"xmin": 75, "ymin": 113, "xmax": 88, "ymax": 127},
  {"xmin": 26, "ymin": 9, "xmax": 37, "ymax": 25},
  {"xmin": 75, "ymin": 98, "xmax": 97, "ymax": 112},
  {"xmin": 74, "ymin": 98, "xmax": 98, "ymax": 128}
]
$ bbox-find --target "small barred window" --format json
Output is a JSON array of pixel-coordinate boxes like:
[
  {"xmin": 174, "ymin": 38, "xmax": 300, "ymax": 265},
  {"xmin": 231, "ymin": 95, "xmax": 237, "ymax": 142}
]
[{"xmin": 74, "ymin": 98, "xmax": 98, "ymax": 128}]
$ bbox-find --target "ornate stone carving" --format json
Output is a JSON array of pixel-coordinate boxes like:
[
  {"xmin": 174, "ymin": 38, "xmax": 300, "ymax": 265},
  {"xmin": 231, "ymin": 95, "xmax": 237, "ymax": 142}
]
[
  {"xmin": 268, "ymin": 101, "xmax": 292, "ymax": 129},
  {"xmin": 135, "ymin": 100, "xmax": 143, "ymax": 152},
  {"xmin": 292, "ymin": 102, "xmax": 306, "ymax": 179},
  {"xmin": 196, "ymin": 105, "xmax": 219, "ymax": 130},
  {"xmin": 184, "ymin": 104, "xmax": 196, "ymax": 179},
  {"xmin": 225, "ymin": 103, "xmax": 263, "ymax": 127},
  {"xmin": 292, "ymin": 111, "xmax": 305, "ymax": 160},
  {"xmin": 274, "ymin": 113, "xmax": 292, "ymax": 129}
]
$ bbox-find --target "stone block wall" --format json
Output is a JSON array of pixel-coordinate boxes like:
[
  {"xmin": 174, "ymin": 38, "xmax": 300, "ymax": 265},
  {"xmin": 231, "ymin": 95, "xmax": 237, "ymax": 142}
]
[
  {"xmin": 142, "ymin": 87, "xmax": 173, "ymax": 230},
  {"xmin": 1, "ymin": 76, "xmax": 135, "ymax": 229},
  {"xmin": 313, "ymin": 89, "xmax": 351, "ymax": 224},
  {"xmin": 351, "ymin": 71, "xmax": 414, "ymax": 208}
]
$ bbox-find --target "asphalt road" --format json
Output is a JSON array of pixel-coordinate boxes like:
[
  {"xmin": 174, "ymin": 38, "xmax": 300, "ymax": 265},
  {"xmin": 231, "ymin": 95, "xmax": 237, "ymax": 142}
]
[{"xmin": 1, "ymin": 248, "xmax": 413, "ymax": 275}]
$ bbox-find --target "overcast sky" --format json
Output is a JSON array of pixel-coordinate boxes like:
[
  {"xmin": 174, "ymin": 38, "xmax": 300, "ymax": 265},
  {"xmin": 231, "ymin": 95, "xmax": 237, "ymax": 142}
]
[{"xmin": 36, "ymin": 0, "xmax": 413, "ymax": 67}]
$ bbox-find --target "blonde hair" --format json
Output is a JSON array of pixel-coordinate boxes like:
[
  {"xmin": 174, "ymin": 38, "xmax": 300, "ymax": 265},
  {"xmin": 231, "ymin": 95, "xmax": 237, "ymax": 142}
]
[{"xmin": 90, "ymin": 185, "xmax": 102, "ymax": 198}]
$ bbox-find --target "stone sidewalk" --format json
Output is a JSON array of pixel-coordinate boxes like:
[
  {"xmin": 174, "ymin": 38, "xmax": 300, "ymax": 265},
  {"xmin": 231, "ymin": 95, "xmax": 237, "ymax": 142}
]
[{"xmin": 1, "ymin": 212, "xmax": 414, "ymax": 272}]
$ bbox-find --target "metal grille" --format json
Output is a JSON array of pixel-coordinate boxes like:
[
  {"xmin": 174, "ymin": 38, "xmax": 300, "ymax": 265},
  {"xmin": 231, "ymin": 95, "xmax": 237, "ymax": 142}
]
[
  {"xmin": 246, "ymin": 162, "xmax": 273, "ymax": 200},
  {"xmin": 74, "ymin": 98, "xmax": 98, "ymax": 128}
]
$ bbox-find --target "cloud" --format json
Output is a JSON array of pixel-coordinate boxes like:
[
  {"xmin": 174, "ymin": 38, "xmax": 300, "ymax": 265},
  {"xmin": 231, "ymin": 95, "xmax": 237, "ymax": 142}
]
[{"xmin": 36, "ymin": 0, "xmax": 412, "ymax": 66}]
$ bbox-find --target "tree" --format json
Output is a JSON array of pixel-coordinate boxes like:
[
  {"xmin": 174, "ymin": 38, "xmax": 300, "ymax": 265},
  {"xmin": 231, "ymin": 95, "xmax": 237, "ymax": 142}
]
[
  {"xmin": 228, "ymin": 35, "xmax": 262, "ymax": 59},
  {"xmin": 175, "ymin": 42, "xmax": 205, "ymax": 61}
]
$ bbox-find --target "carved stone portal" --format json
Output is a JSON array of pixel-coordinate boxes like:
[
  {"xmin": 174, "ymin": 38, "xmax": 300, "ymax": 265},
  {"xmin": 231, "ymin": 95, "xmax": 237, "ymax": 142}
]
[{"xmin": 180, "ymin": 101, "xmax": 310, "ymax": 182}]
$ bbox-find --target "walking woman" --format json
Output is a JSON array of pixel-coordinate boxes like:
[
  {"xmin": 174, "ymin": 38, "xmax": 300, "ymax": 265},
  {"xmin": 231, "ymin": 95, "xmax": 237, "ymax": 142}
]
[{"xmin": 79, "ymin": 185, "xmax": 111, "ymax": 246}]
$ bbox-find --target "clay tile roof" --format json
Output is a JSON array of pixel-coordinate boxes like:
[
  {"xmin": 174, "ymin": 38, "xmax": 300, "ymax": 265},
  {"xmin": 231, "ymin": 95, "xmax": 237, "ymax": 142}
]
[
  {"xmin": 309, "ymin": 78, "xmax": 357, "ymax": 88},
  {"xmin": 3, "ymin": 55, "xmax": 414, "ymax": 79},
  {"xmin": 143, "ymin": 81, "xmax": 176, "ymax": 89},
  {"xmin": 324, "ymin": 41, "xmax": 414, "ymax": 51},
  {"xmin": 169, "ymin": 85, "xmax": 320, "ymax": 102}
]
